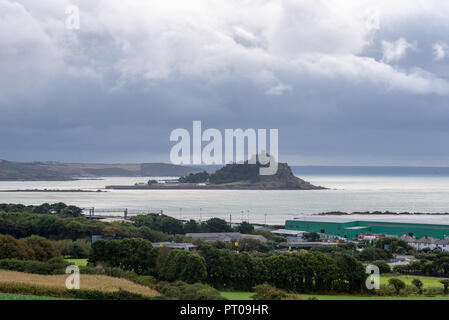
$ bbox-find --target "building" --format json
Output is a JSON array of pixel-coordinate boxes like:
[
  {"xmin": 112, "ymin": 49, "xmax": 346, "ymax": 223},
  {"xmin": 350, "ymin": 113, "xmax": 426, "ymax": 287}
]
[
  {"xmin": 185, "ymin": 232, "xmax": 267, "ymax": 243},
  {"xmin": 151, "ymin": 242, "xmax": 198, "ymax": 251},
  {"xmin": 285, "ymin": 216, "xmax": 449, "ymax": 240},
  {"xmin": 271, "ymin": 229, "xmax": 306, "ymax": 242},
  {"xmin": 278, "ymin": 242, "xmax": 339, "ymax": 250},
  {"xmin": 400, "ymin": 236, "xmax": 449, "ymax": 252}
]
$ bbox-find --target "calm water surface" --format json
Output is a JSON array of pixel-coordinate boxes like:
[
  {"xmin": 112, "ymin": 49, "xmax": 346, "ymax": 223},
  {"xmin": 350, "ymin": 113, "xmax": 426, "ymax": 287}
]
[{"xmin": 1, "ymin": 175, "xmax": 449, "ymax": 225}]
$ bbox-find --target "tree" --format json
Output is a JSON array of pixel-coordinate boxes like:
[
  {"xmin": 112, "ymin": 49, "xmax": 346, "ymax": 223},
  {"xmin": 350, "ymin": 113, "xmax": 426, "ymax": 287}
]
[
  {"xmin": 412, "ymin": 278, "xmax": 423, "ymax": 295},
  {"xmin": 440, "ymin": 279, "xmax": 449, "ymax": 294},
  {"xmin": 89, "ymin": 238, "xmax": 158, "ymax": 274},
  {"xmin": 0, "ymin": 234, "xmax": 32, "ymax": 260},
  {"xmin": 310, "ymin": 252, "xmax": 339, "ymax": 291},
  {"xmin": 160, "ymin": 250, "xmax": 207, "ymax": 283},
  {"xmin": 237, "ymin": 222, "xmax": 254, "ymax": 234},
  {"xmin": 178, "ymin": 171, "xmax": 210, "ymax": 183},
  {"xmin": 335, "ymin": 254, "xmax": 366, "ymax": 293},
  {"xmin": 183, "ymin": 220, "xmax": 201, "ymax": 233},
  {"xmin": 233, "ymin": 238, "xmax": 267, "ymax": 253},
  {"xmin": 372, "ymin": 260, "xmax": 391, "ymax": 274},
  {"xmin": 20, "ymin": 236, "xmax": 60, "ymax": 261},
  {"xmin": 201, "ymin": 218, "xmax": 232, "ymax": 233},
  {"xmin": 118, "ymin": 238, "xmax": 158, "ymax": 274},
  {"xmin": 358, "ymin": 247, "xmax": 392, "ymax": 262},
  {"xmin": 388, "ymin": 278, "xmax": 406, "ymax": 295},
  {"xmin": 200, "ymin": 245, "xmax": 236, "ymax": 289}
]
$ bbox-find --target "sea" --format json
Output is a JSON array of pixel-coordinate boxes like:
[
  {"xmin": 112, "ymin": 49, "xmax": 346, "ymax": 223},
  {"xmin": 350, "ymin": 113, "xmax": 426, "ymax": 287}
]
[{"xmin": 1, "ymin": 171, "xmax": 449, "ymax": 225}]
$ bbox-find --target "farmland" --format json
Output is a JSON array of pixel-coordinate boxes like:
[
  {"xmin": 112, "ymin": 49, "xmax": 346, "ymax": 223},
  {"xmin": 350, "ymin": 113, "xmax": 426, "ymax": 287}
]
[{"xmin": 0, "ymin": 270, "xmax": 158, "ymax": 297}]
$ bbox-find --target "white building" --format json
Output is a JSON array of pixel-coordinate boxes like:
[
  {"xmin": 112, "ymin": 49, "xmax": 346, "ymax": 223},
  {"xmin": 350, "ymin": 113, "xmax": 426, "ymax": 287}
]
[{"xmin": 402, "ymin": 235, "xmax": 449, "ymax": 252}]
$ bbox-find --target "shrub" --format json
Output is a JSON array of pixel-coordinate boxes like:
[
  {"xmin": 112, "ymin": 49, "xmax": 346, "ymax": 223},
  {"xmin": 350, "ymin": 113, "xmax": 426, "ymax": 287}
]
[
  {"xmin": 251, "ymin": 283, "xmax": 289, "ymax": 300},
  {"xmin": 156, "ymin": 281, "xmax": 225, "ymax": 300},
  {"xmin": 440, "ymin": 279, "xmax": 449, "ymax": 294},
  {"xmin": 388, "ymin": 278, "xmax": 406, "ymax": 295},
  {"xmin": 0, "ymin": 282, "xmax": 151, "ymax": 300},
  {"xmin": 423, "ymin": 286, "xmax": 445, "ymax": 297},
  {"xmin": 412, "ymin": 279, "xmax": 423, "ymax": 294},
  {"xmin": 0, "ymin": 257, "xmax": 68, "ymax": 275}
]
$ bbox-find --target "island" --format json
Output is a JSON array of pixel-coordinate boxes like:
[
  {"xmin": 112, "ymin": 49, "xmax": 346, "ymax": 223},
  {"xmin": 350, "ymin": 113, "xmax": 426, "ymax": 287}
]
[{"xmin": 106, "ymin": 158, "xmax": 325, "ymax": 190}]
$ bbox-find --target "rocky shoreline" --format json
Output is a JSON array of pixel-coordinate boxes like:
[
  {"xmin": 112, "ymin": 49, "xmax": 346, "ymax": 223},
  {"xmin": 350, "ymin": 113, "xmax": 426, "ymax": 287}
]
[{"xmin": 105, "ymin": 184, "xmax": 324, "ymax": 190}]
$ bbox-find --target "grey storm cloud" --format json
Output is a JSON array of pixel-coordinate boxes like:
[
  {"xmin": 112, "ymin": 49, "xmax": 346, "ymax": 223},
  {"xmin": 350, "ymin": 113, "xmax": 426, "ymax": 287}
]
[{"xmin": 1, "ymin": 0, "xmax": 449, "ymax": 165}]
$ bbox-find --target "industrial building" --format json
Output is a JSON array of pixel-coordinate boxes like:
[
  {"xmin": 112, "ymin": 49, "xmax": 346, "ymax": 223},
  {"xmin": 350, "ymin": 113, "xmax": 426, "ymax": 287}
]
[
  {"xmin": 185, "ymin": 232, "xmax": 267, "ymax": 243},
  {"xmin": 285, "ymin": 216, "xmax": 449, "ymax": 240}
]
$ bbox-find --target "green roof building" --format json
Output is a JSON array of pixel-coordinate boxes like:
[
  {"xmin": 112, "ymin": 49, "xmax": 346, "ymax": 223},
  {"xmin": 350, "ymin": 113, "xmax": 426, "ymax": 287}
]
[{"xmin": 285, "ymin": 216, "xmax": 449, "ymax": 240}]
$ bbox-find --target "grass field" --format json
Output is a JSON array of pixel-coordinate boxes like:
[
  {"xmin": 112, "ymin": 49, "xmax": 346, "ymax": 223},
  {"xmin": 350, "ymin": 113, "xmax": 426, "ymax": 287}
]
[
  {"xmin": 220, "ymin": 291, "xmax": 449, "ymax": 300},
  {"xmin": 0, "ymin": 293, "xmax": 67, "ymax": 300},
  {"xmin": 65, "ymin": 258, "xmax": 88, "ymax": 267},
  {"xmin": 220, "ymin": 275, "xmax": 449, "ymax": 300},
  {"xmin": 0, "ymin": 270, "xmax": 158, "ymax": 297},
  {"xmin": 380, "ymin": 275, "xmax": 447, "ymax": 287}
]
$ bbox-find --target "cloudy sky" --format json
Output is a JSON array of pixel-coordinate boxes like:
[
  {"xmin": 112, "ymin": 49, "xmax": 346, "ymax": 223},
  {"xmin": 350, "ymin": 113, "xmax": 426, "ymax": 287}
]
[{"xmin": 2, "ymin": 0, "xmax": 449, "ymax": 165}]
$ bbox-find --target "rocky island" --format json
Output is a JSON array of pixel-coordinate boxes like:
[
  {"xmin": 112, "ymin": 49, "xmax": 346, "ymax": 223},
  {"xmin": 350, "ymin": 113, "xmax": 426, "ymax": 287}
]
[{"xmin": 106, "ymin": 158, "xmax": 325, "ymax": 190}]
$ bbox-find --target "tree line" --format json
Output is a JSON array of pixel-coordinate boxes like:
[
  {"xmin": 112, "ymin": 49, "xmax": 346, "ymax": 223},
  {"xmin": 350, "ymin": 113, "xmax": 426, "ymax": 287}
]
[{"xmin": 90, "ymin": 238, "xmax": 367, "ymax": 293}]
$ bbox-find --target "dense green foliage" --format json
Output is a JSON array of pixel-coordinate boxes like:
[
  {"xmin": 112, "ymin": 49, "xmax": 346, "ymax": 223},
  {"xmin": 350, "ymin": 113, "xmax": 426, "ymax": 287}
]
[
  {"xmin": 251, "ymin": 283, "xmax": 293, "ymax": 300},
  {"xmin": 156, "ymin": 281, "xmax": 225, "ymax": 300},
  {"xmin": 89, "ymin": 238, "xmax": 158, "ymax": 275},
  {"xmin": 199, "ymin": 245, "xmax": 366, "ymax": 293},
  {"xmin": 209, "ymin": 162, "xmax": 260, "ymax": 184},
  {"xmin": 0, "ymin": 203, "xmax": 82, "ymax": 217},
  {"xmin": 159, "ymin": 250, "xmax": 207, "ymax": 283},
  {"xmin": 0, "ymin": 282, "xmax": 152, "ymax": 300},
  {"xmin": 53, "ymin": 238, "xmax": 91, "ymax": 258},
  {"xmin": 375, "ymin": 237, "xmax": 413, "ymax": 254},
  {"xmin": 357, "ymin": 247, "xmax": 392, "ymax": 262},
  {"xmin": 178, "ymin": 171, "xmax": 210, "ymax": 183},
  {"xmin": 394, "ymin": 251, "xmax": 449, "ymax": 277},
  {"xmin": 237, "ymin": 221, "xmax": 254, "ymax": 234},
  {"xmin": 0, "ymin": 257, "xmax": 68, "ymax": 275},
  {"xmin": 388, "ymin": 278, "xmax": 406, "ymax": 294},
  {"xmin": 0, "ymin": 234, "xmax": 60, "ymax": 261},
  {"xmin": 20, "ymin": 236, "xmax": 60, "ymax": 261}
]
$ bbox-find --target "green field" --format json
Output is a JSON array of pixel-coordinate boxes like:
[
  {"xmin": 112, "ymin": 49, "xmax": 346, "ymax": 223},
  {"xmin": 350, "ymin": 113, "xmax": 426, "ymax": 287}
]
[
  {"xmin": 0, "ymin": 293, "xmax": 67, "ymax": 300},
  {"xmin": 220, "ymin": 291, "xmax": 449, "ymax": 300},
  {"xmin": 65, "ymin": 258, "xmax": 88, "ymax": 267},
  {"xmin": 220, "ymin": 275, "xmax": 449, "ymax": 300},
  {"xmin": 380, "ymin": 275, "xmax": 447, "ymax": 287}
]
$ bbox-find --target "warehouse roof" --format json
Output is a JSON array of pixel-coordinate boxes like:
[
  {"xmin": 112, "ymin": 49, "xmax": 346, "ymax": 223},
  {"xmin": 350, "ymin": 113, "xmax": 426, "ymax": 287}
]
[{"xmin": 291, "ymin": 216, "xmax": 449, "ymax": 226}]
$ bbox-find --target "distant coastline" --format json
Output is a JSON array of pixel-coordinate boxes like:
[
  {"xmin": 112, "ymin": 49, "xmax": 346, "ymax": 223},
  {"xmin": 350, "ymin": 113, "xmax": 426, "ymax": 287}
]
[{"xmin": 0, "ymin": 189, "xmax": 105, "ymax": 193}]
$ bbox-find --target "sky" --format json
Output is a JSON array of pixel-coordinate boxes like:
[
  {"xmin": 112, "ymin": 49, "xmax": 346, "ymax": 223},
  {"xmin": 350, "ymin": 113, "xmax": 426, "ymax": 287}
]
[{"xmin": 1, "ymin": 0, "xmax": 449, "ymax": 166}]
